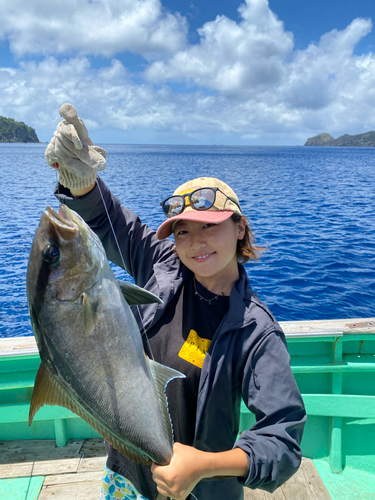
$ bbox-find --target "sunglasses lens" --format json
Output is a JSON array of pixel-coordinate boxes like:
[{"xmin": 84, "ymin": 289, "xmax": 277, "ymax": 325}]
[
  {"xmin": 163, "ymin": 196, "xmax": 184, "ymax": 217},
  {"xmin": 191, "ymin": 188, "xmax": 215, "ymax": 210},
  {"xmin": 162, "ymin": 188, "xmax": 218, "ymax": 217}
]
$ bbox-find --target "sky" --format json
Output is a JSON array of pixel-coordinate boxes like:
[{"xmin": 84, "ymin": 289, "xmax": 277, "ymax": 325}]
[{"xmin": 1, "ymin": 0, "xmax": 375, "ymax": 145}]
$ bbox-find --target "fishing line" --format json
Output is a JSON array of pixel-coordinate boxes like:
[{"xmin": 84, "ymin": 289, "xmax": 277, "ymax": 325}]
[
  {"xmin": 55, "ymin": 168, "xmax": 60, "ymax": 198},
  {"xmin": 96, "ymin": 178, "xmax": 156, "ymax": 362},
  {"xmin": 96, "ymin": 179, "xmax": 128, "ymax": 272},
  {"xmin": 135, "ymin": 307, "xmax": 155, "ymax": 362}
]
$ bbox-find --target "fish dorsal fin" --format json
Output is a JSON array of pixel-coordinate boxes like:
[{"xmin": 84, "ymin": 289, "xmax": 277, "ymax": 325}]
[
  {"xmin": 148, "ymin": 358, "xmax": 185, "ymax": 443},
  {"xmin": 118, "ymin": 280, "xmax": 163, "ymax": 305},
  {"xmin": 81, "ymin": 292, "xmax": 99, "ymax": 336},
  {"xmin": 29, "ymin": 362, "xmax": 160, "ymax": 465}
]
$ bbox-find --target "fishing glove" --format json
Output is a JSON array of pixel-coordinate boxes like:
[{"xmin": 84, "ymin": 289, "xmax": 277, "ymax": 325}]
[{"xmin": 45, "ymin": 103, "xmax": 107, "ymax": 190}]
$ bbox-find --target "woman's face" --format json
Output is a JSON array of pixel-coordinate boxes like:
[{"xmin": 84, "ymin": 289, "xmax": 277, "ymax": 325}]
[{"xmin": 173, "ymin": 217, "xmax": 246, "ymax": 289}]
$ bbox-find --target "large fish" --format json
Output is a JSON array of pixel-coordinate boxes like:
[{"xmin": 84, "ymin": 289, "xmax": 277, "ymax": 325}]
[{"xmin": 27, "ymin": 204, "xmax": 184, "ymax": 465}]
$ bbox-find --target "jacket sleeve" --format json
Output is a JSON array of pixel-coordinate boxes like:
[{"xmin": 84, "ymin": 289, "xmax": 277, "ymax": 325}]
[
  {"xmin": 54, "ymin": 176, "xmax": 175, "ymax": 287},
  {"xmin": 234, "ymin": 328, "xmax": 306, "ymax": 493}
]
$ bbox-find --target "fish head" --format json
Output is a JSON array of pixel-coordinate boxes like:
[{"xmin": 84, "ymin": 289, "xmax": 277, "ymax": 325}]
[{"xmin": 27, "ymin": 205, "xmax": 106, "ymax": 307}]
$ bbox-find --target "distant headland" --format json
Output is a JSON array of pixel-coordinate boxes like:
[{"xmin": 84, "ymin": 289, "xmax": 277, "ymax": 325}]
[
  {"xmin": 0, "ymin": 116, "xmax": 39, "ymax": 143},
  {"xmin": 305, "ymin": 131, "xmax": 375, "ymax": 147}
]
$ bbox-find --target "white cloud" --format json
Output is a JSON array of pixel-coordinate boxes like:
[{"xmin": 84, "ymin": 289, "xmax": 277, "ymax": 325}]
[
  {"xmin": 0, "ymin": 56, "xmax": 291, "ymax": 142},
  {"xmin": 0, "ymin": 0, "xmax": 187, "ymax": 58},
  {"xmin": 0, "ymin": 57, "xmax": 188, "ymax": 134},
  {"xmin": 283, "ymin": 18, "xmax": 373, "ymax": 111},
  {"xmin": 145, "ymin": 0, "xmax": 294, "ymax": 96},
  {"xmin": 1, "ymin": 0, "xmax": 375, "ymax": 144}
]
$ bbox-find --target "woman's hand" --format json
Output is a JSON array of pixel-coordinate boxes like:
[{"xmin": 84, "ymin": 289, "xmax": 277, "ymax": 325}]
[
  {"xmin": 151, "ymin": 443, "xmax": 207, "ymax": 500},
  {"xmin": 45, "ymin": 103, "xmax": 106, "ymax": 191},
  {"xmin": 151, "ymin": 443, "xmax": 248, "ymax": 500}
]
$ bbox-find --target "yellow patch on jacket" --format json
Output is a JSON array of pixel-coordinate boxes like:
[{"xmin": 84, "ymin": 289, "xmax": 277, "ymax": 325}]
[{"xmin": 178, "ymin": 329, "xmax": 211, "ymax": 368}]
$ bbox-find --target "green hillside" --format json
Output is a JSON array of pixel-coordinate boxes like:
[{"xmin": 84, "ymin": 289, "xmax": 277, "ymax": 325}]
[
  {"xmin": 0, "ymin": 116, "xmax": 39, "ymax": 143},
  {"xmin": 305, "ymin": 131, "xmax": 375, "ymax": 147}
]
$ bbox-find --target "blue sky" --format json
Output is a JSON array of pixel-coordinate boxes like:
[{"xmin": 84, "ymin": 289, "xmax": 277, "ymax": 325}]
[
  {"xmin": 164, "ymin": 0, "xmax": 375, "ymax": 53},
  {"xmin": 1, "ymin": 0, "xmax": 375, "ymax": 145}
]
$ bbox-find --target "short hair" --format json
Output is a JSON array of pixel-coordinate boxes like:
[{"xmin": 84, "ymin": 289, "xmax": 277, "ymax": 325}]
[{"xmin": 231, "ymin": 214, "xmax": 266, "ymax": 264}]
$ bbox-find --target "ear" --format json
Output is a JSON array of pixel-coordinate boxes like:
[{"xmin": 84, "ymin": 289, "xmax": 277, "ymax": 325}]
[{"xmin": 237, "ymin": 216, "xmax": 246, "ymax": 240}]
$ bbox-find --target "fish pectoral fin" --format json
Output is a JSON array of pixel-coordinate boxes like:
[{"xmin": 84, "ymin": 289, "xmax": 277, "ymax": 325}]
[
  {"xmin": 148, "ymin": 358, "xmax": 185, "ymax": 443},
  {"xmin": 82, "ymin": 292, "xmax": 99, "ymax": 336},
  {"xmin": 118, "ymin": 280, "xmax": 163, "ymax": 305}
]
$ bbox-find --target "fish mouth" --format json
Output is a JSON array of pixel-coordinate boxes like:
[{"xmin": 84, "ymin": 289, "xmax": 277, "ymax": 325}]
[{"xmin": 43, "ymin": 206, "xmax": 79, "ymax": 241}]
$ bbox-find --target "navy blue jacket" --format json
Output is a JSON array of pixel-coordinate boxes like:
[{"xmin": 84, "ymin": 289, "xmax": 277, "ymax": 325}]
[{"xmin": 56, "ymin": 177, "xmax": 306, "ymax": 499}]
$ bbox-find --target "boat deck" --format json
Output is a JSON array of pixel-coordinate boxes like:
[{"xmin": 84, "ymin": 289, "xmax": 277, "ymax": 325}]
[
  {"xmin": 0, "ymin": 439, "xmax": 105, "ymax": 499},
  {"xmin": 2, "ymin": 318, "xmax": 375, "ymax": 499},
  {"xmin": 0, "ymin": 438, "xmax": 331, "ymax": 499}
]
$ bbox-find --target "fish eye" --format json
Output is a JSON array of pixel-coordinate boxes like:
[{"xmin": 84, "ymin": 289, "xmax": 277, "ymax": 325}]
[{"xmin": 43, "ymin": 245, "xmax": 60, "ymax": 266}]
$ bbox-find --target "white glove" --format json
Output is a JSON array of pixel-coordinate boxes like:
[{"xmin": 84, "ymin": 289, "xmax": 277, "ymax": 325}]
[{"xmin": 45, "ymin": 103, "xmax": 106, "ymax": 189}]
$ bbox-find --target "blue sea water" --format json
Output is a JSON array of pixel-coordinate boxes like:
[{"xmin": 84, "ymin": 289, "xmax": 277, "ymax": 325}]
[{"xmin": 0, "ymin": 143, "xmax": 374, "ymax": 338}]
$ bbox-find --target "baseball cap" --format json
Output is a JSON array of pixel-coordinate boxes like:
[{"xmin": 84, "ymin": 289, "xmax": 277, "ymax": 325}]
[{"xmin": 156, "ymin": 177, "xmax": 242, "ymax": 240}]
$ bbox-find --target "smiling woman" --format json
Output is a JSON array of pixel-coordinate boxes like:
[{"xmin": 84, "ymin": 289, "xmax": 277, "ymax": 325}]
[
  {"xmin": 172, "ymin": 217, "xmax": 244, "ymax": 295},
  {"xmin": 157, "ymin": 177, "xmax": 247, "ymax": 296},
  {"xmin": 44, "ymin": 104, "xmax": 306, "ymax": 500}
]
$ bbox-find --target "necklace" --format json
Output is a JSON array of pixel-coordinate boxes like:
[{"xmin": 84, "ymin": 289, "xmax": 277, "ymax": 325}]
[{"xmin": 193, "ymin": 277, "xmax": 220, "ymax": 305}]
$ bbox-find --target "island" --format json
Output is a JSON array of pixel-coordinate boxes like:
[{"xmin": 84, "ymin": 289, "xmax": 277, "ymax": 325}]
[
  {"xmin": 0, "ymin": 116, "xmax": 40, "ymax": 143},
  {"xmin": 305, "ymin": 131, "xmax": 375, "ymax": 147}
]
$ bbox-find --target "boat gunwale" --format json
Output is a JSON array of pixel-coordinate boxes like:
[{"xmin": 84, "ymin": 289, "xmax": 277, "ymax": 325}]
[{"xmin": 1, "ymin": 317, "xmax": 375, "ymax": 357}]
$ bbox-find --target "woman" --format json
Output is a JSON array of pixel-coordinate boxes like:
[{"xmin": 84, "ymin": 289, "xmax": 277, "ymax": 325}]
[{"xmin": 46, "ymin": 104, "xmax": 306, "ymax": 500}]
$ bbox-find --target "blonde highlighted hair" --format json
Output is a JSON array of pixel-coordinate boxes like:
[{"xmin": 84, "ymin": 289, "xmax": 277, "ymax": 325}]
[{"xmin": 231, "ymin": 214, "xmax": 266, "ymax": 264}]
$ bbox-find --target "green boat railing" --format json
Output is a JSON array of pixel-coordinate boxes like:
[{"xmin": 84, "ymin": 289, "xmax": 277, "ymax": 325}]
[
  {"xmin": 1, "ymin": 318, "xmax": 375, "ymax": 495},
  {"xmin": 0, "ymin": 349, "xmax": 99, "ymax": 446},
  {"xmin": 239, "ymin": 326, "xmax": 375, "ymax": 477}
]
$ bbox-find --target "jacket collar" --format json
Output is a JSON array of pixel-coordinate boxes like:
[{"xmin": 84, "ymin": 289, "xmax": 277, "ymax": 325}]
[
  {"xmin": 220, "ymin": 265, "xmax": 255, "ymax": 332},
  {"xmin": 154, "ymin": 254, "xmax": 255, "ymax": 333}
]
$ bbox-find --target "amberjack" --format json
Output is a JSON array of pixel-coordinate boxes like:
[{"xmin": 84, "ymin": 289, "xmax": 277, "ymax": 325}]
[{"xmin": 27, "ymin": 205, "xmax": 184, "ymax": 465}]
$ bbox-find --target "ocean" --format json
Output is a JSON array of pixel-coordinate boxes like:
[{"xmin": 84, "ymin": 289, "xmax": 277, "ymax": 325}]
[{"xmin": 0, "ymin": 143, "xmax": 374, "ymax": 338}]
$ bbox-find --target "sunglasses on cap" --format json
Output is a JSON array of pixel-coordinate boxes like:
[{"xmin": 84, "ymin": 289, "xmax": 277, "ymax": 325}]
[{"xmin": 160, "ymin": 187, "xmax": 241, "ymax": 218}]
